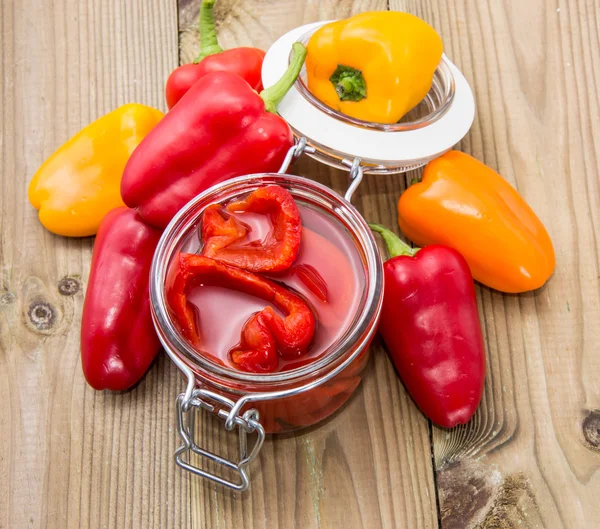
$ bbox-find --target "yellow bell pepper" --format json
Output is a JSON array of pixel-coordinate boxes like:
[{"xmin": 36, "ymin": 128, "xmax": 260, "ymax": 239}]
[
  {"xmin": 28, "ymin": 104, "xmax": 163, "ymax": 237},
  {"xmin": 306, "ymin": 12, "xmax": 443, "ymax": 124}
]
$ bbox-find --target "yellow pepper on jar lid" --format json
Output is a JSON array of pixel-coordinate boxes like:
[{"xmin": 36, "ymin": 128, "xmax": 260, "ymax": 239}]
[
  {"xmin": 306, "ymin": 12, "xmax": 443, "ymax": 124},
  {"xmin": 28, "ymin": 103, "xmax": 163, "ymax": 237}
]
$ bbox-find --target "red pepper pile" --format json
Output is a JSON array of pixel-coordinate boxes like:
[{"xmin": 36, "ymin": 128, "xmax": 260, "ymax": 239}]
[
  {"xmin": 26, "ymin": 0, "xmax": 507, "ymax": 440},
  {"xmin": 71, "ymin": 0, "xmax": 490, "ymax": 432},
  {"xmin": 168, "ymin": 185, "xmax": 316, "ymax": 373},
  {"xmin": 79, "ymin": 3, "xmax": 307, "ymax": 390}
]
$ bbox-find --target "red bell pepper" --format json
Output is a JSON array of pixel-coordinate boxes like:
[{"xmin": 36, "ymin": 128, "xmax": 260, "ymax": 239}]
[
  {"xmin": 168, "ymin": 254, "xmax": 316, "ymax": 373},
  {"xmin": 122, "ymin": 42, "xmax": 306, "ymax": 229},
  {"xmin": 370, "ymin": 224, "xmax": 486, "ymax": 428},
  {"xmin": 202, "ymin": 185, "xmax": 302, "ymax": 272},
  {"xmin": 165, "ymin": 0, "xmax": 265, "ymax": 109},
  {"xmin": 81, "ymin": 207, "xmax": 162, "ymax": 390}
]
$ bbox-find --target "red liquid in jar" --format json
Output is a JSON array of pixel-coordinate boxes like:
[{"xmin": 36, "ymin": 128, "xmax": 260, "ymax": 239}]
[{"xmin": 171, "ymin": 202, "xmax": 365, "ymax": 371}]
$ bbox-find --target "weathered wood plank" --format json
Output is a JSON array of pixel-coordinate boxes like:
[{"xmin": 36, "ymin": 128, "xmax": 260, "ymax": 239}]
[
  {"xmin": 4, "ymin": 0, "xmax": 599, "ymax": 527},
  {"xmin": 0, "ymin": 1, "xmax": 182, "ymax": 528},
  {"xmin": 177, "ymin": 1, "xmax": 439, "ymax": 528},
  {"xmin": 391, "ymin": 0, "xmax": 600, "ymax": 527}
]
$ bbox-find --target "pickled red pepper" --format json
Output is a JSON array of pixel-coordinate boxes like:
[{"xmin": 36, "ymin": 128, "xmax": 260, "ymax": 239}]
[
  {"xmin": 202, "ymin": 185, "xmax": 302, "ymax": 272},
  {"xmin": 169, "ymin": 254, "xmax": 316, "ymax": 373}
]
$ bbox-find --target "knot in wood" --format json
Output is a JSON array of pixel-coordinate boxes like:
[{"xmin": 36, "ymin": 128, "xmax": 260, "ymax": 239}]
[
  {"xmin": 28, "ymin": 300, "xmax": 57, "ymax": 331},
  {"xmin": 1, "ymin": 292, "xmax": 15, "ymax": 305},
  {"xmin": 583, "ymin": 410, "xmax": 600, "ymax": 449},
  {"xmin": 57, "ymin": 276, "xmax": 80, "ymax": 296}
]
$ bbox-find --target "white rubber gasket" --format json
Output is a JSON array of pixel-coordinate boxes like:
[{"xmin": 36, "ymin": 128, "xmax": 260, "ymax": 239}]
[{"xmin": 262, "ymin": 21, "xmax": 476, "ymax": 165}]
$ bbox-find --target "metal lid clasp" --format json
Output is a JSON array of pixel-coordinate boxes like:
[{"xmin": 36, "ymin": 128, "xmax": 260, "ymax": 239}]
[
  {"xmin": 278, "ymin": 137, "xmax": 364, "ymax": 203},
  {"xmin": 174, "ymin": 389, "xmax": 265, "ymax": 492}
]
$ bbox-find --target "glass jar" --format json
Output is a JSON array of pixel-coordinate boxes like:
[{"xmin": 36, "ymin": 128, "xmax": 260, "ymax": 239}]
[
  {"xmin": 150, "ymin": 169, "xmax": 383, "ymax": 490},
  {"xmin": 261, "ymin": 21, "xmax": 476, "ymax": 174}
]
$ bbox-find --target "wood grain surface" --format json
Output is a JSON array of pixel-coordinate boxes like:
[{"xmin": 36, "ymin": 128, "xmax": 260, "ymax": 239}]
[
  {"xmin": 1, "ymin": 0, "xmax": 598, "ymax": 528},
  {"xmin": 0, "ymin": 1, "xmax": 185, "ymax": 528}
]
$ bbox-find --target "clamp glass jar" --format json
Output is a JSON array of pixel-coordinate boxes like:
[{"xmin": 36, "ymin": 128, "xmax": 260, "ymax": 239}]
[
  {"xmin": 150, "ymin": 168, "xmax": 383, "ymax": 490},
  {"xmin": 262, "ymin": 21, "xmax": 476, "ymax": 174}
]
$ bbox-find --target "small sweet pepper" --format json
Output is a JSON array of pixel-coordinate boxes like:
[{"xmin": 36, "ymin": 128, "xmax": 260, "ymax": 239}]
[
  {"xmin": 370, "ymin": 224, "xmax": 486, "ymax": 428},
  {"xmin": 122, "ymin": 43, "xmax": 307, "ymax": 229},
  {"xmin": 306, "ymin": 12, "xmax": 443, "ymax": 124},
  {"xmin": 165, "ymin": 0, "xmax": 265, "ymax": 109},
  {"xmin": 398, "ymin": 151, "xmax": 555, "ymax": 293},
  {"xmin": 81, "ymin": 207, "xmax": 163, "ymax": 390},
  {"xmin": 28, "ymin": 104, "xmax": 163, "ymax": 237}
]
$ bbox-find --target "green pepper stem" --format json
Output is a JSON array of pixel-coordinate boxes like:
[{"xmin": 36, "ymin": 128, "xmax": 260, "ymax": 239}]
[
  {"xmin": 195, "ymin": 0, "xmax": 223, "ymax": 63},
  {"xmin": 329, "ymin": 65, "xmax": 367, "ymax": 102},
  {"xmin": 260, "ymin": 42, "xmax": 307, "ymax": 114},
  {"xmin": 369, "ymin": 223, "xmax": 419, "ymax": 259}
]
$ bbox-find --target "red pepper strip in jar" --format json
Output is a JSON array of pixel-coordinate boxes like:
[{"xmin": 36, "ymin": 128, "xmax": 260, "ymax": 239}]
[
  {"xmin": 287, "ymin": 263, "xmax": 328, "ymax": 303},
  {"xmin": 168, "ymin": 253, "xmax": 316, "ymax": 373},
  {"xmin": 201, "ymin": 185, "xmax": 302, "ymax": 272},
  {"xmin": 200, "ymin": 203, "xmax": 249, "ymax": 249},
  {"xmin": 370, "ymin": 223, "xmax": 486, "ymax": 428}
]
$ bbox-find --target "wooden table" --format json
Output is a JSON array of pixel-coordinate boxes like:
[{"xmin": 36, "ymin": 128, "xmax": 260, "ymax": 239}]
[{"xmin": 2, "ymin": 0, "xmax": 599, "ymax": 527}]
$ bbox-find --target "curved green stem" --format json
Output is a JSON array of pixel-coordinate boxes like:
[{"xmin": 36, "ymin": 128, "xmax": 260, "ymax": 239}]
[
  {"xmin": 260, "ymin": 42, "xmax": 307, "ymax": 114},
  {"xmin": 194, "ymin": 0, "xmax": 223, "ymax": 63},
  {"xmin": 369, "ymin": 223, "xmax": 419, "ymax": 259}
]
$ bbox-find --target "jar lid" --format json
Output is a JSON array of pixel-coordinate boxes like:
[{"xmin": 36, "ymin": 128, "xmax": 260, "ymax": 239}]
[{"xmin": 262, "ymin": 21, "xmax": 476, "ymax": 173}]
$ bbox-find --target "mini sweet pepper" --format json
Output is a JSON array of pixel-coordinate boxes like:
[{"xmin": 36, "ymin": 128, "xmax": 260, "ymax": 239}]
[
  {"xmin": 398, "ymin": 151, "xmax": 555, "ymax": 293},
  {"xmin": 28, "ymin": 104, "xmax": 163, "ymax": 237},
  {"xmin": 122, "ymin": 43, "xmax": 307, "ymax": 229},
  {"xmin": 165, "ymin": 0, "xmax": 265, "ymax": 109},
  {"xmin": 370, "ymin": 224, "xmax": 486, "ymax": 428},
  {"xmin": 81, "ymin": 207, "xmax": 163, "ymax": 390},
  {"xmin": 306, "ymin": 11, "xmax": 443, "ymax": 124}
]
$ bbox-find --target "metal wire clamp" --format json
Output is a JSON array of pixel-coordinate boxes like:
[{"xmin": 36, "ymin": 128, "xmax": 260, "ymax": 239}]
[
  {"xmin": 279, "ymin": 138, "xmax": 364, "ymax": 203},
  {"xmin": 174, "ymin": 388, "xmax": 265, "ymax": 492},
  {"xmin": 277, "ymin": 136, "xmax": 315, "ymax": 173},
  {"xmin": 341, "ymin": 157, "xmax": 364, "ymax": 202}
]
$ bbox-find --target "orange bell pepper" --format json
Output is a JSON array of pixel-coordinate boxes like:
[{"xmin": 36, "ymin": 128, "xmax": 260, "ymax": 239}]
[
  {"xmin": 28, "ymin": 104, "xmax": 163, "ymax": 237},
  {"xmin": 398, "ymin": 151, "xmax": 555, "ymax": 293}
]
